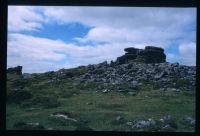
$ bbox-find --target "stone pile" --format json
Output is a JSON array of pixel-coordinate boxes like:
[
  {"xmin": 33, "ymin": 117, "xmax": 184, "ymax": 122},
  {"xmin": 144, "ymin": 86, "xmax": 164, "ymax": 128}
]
[{"xmin": 73, "ymin": 62, "xmax": 195, "ymax": 91}]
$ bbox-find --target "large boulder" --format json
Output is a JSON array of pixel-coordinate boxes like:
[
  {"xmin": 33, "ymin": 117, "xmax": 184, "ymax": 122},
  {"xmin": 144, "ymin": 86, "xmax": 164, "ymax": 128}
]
[
  {"xmin": 7, "ymin": 66, "xmax": 23, "ymax": 75},
  {"xmin": 114, "ymin": 46, "xmax": 166, "ymax": 65},
  {"xmin": 144, "ymin": 46, "xmax": 166, "ymax": 63}
]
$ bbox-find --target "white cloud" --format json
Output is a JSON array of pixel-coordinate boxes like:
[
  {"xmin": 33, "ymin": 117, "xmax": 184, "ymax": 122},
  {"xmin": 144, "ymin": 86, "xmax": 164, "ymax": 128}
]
[
  {"xmin": 167, "ymin": 53, "xmax": 176, "ymax": 59},
  {"xmin": 165, "ymin": 42, "xmax": 196, "ymax": 66},
  {"xmin": 8, "ymin": 6, "xmax": 196, "ymax": 45},
  {"xmin": 8, "ymin": 33, "xmax": 196, "ymax": 73},
  {"xmin": 179, "ymin": 42, "xmax": 196, "ymax": 57},
  {"xmin": 75, "ymin": 26, "xmax": 179, "ymax": 49},
  {"xmin": 43, "ymin": 7, "xmax": 196, "ymax": 67},
  {"xmin": 8, "ymin": 33, "xmax": 143, "ymax": 73},
  {"xmin": 178, "ymin": 42, "xmax": 196, "ymax": 66},
  {"xmin": 8, "ymin": 6, "xmax": 44, "ymax": 32},
  {"xmin": 8, "ymin": 33, "xmax": 67, "ymax": 61},
  {"xmin": 44, "ymin": 7, "xmax": 195, "ymax": 51},
  {"xmin": 7, "ymin": 7, "xmax": 196, "ymax": 72},
  {"xmin": 43, "ymin": 7, "xmax": 195, "ymax": 28}
]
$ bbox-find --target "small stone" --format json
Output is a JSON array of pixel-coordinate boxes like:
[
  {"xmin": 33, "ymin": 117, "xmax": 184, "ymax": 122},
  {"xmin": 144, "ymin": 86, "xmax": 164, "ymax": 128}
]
[
  {"xmin": 161, "ymin": 124, "xmax": 175, "ymax": 131},
  {"xmin": 116, "ymin": 116, "xmax": 122, "ymax": 121},
  {"xmin": 138, "ymin": 82, "xmax": 143, "ymax": 86},
  {"xmin": 127, "ymin": 92, "xmax": 137, "ymax": 96},
  {"xmin": 145, "ymin": 96, "xmax": 150, "ymax": 98},
  {"xmin": 86, "ymin": 102, "xmax": 92, "ymax": 105},
  {"xmin": 159, "ymin": 119, "xmax": 164, "ymax": 123},
  {"xmin": 102, "ymin": 89, "xmax": 108, "ymax": 93},
  {"xmin": 27, "ymin": 122, "xmax": 39, "ymax": 126},
  {"xmin": 126, "ymin": 121, "xmax": 133, "ymax": 126}
]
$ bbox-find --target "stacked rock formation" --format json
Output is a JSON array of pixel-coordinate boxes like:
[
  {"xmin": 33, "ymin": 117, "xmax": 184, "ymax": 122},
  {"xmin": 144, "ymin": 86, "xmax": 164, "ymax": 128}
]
[
  {"xmin": 115, "ymin": 46, "xmax": 166, "ymax": 65},
  {"xmin": 7, "ymin": 66, "xmax": 23, "ymax": 75}
]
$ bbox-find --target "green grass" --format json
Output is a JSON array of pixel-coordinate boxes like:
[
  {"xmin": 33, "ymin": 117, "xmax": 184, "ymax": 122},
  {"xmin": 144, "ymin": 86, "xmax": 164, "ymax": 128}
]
[
  {"xmin": 6, "ymin": 84, "xmax": 195, "ymax": 131},
  {"xmin": 6, "ymin": 73, "xmax": 195, "ymax": 131}
]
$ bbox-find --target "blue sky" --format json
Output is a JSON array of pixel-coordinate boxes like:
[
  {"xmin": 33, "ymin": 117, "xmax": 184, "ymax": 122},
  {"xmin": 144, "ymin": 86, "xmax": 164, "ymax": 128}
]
[
  {"xmin": 7, "ymin": 6, "xmax": 196, "ymax": 73},
  {"xmin": 21, "ymin": 22, "xmax": 91, "ymax": 44}
]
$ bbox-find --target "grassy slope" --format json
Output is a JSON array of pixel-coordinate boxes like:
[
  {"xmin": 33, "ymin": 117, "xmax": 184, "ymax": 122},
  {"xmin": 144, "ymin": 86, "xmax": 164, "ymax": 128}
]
[{"xmin": 6, "ymin": 72, "xmax": 195, "ymax": 131}]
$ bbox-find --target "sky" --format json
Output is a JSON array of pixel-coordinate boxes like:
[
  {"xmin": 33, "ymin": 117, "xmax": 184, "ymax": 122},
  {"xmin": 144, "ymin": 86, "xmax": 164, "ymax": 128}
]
[{"xmin": 7, "ymin": 6, "xmax": 196, "ymax": 73}]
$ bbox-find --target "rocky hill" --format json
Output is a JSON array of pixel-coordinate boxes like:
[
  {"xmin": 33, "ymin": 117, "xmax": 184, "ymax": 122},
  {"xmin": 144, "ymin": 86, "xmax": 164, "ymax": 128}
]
[
  {"xmin": 6, "ymin": 46, "xmax": 196, "ymax": 131},
  {"xmin": 8, "ymin": 46, "xmax": 195, "ymax": 93}
]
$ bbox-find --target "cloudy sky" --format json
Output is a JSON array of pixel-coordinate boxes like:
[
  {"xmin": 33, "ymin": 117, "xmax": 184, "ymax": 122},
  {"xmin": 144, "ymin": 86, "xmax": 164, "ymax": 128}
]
[{"xmin": 7, "ymin": 6, "xmax": 196, "ymax": 73}]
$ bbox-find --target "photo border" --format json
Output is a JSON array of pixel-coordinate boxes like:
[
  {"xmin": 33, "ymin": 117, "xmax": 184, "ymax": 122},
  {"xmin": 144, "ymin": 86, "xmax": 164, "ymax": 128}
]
[{"xmin": 1, "ymin": 0, "xmax": 199, "ymax": 136}]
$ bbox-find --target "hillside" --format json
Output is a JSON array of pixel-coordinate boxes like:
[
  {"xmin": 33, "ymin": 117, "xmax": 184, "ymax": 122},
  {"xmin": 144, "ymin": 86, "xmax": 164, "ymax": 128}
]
[{"xmin": 6, "ymin": 46, "xmax": 196, "ymax": 131}]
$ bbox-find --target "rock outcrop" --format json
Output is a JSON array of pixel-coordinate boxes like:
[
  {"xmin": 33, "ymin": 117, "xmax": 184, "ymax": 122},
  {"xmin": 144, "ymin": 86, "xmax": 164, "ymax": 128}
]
[
  {"xmin": 115, "ymin": 46, "xmax": 166, "ymax": 65},
  {"xmin": 7, "ymin": 66, "xmax": 23, "ymax": 75},
  {"xmin": 6, "ymin": 46, "xmax": 195, "ymax": 93}
]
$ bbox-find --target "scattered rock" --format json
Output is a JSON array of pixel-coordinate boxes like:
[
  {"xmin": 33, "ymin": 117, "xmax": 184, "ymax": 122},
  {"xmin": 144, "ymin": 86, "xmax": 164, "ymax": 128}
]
[
  {"xmin": 182, "ymin": 116, "xmax": 195, "ymax": 127},
  {"xmin": 7, "ymin": 46, "xmax": 196, "ymax": 96},
  {"xmin": 160, "ymin": 115, "xmax": 178, "ymax": 129},
  {"xmin": 132, "ymin": 118, "xmax": 156, "ymax": 131},
  {"xmin": 126, "ymin": 115, "xmax": 180, "ymax": 132}
]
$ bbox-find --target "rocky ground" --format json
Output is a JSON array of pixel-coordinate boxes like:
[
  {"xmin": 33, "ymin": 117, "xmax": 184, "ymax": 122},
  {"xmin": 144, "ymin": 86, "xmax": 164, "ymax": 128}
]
[{"xmin": 6, "ymin": 62, "xmax": 196, "ymax": 131}]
